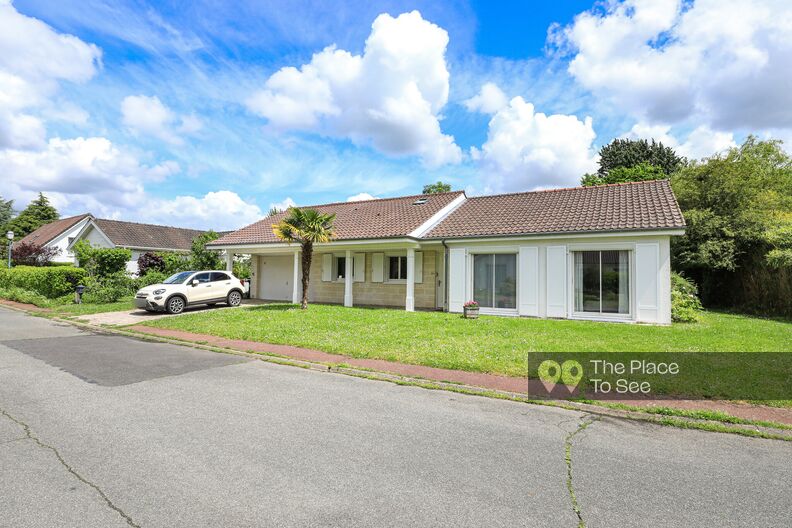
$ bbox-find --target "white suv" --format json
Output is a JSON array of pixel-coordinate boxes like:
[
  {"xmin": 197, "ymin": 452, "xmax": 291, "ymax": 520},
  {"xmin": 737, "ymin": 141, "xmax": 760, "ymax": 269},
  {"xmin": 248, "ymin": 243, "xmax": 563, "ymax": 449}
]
[{"xmin": 135, "ymin": 270, "xmax": 245, "ymax": 314}]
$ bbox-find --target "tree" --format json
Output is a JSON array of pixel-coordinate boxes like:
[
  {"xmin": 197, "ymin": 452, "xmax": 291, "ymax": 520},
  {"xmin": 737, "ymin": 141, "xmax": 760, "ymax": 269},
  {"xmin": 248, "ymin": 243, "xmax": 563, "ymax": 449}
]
[
  {"xmin": 268, "ymin": 206, "xmax": 284, "ymax": 216},
  {"xmin": 5, "ymin": 193, "xmax": 59, "ymax": 238},
  {"xmin": 581, "ymin": 162, "xmax": 667, "ymax": 187},
  {"xmin": 272, "ymin": 207, "xmax": 336, "ymax": 309},
  {"xmin": 190, "ymin": 230, "xmax": 222, "ymax": 270},
  {"xmin": 671, "ymin": 136, "xmax": 792, "ymax": 314},
  {"xmin": 0, "ymin": 195, "xmax": 13, "ymax": 228},
  {"xmin": 599, "ymin": 138, "xmax": 684, "ymax": 176},
  {"xmin": 422, "ymin": 181, "xmax": 452, "ymax": 194},
  {"xmin": 10, "ymin": 242, "xmax": 60, "ymax": 266}
]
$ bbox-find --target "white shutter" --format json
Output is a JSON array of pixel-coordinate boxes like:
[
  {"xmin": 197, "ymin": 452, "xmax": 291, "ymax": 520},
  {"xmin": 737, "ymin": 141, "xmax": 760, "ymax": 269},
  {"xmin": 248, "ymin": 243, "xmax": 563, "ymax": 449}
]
[
  {"xmin": 371, "ymin": 253, "xmax": 384, "ymax": 283},
  {"xmin": 635, "ymin": 243, "xmax": 660, "ymax": 323},
  {"xmin": 518, "ymin": 246, "xmax": 539, "ymax": 316},
  {"xmin": 546, "ymin": 246, "xmax": 567, "ymax": 318},
  {"xmin": 353, "ymin": 253, "xmax": 365, "ymax": 282},
  {"xmin": 414, "ymin": 251, "xmax": 423, "ymax": 284},
  {"xmin": 321, "ymin": 254, "xmax": 332, "ymax": 282},
  {"xmin": 448, "ymin": 248, "xmax": 466, "ymax": 312}
]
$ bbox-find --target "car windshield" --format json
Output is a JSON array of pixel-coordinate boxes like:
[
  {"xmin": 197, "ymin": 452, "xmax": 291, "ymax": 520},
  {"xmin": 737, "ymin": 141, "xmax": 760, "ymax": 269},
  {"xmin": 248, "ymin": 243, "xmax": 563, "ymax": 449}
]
[{"xmin": 163, "ymin": 271, "xmax": 195, "ymax": 284}]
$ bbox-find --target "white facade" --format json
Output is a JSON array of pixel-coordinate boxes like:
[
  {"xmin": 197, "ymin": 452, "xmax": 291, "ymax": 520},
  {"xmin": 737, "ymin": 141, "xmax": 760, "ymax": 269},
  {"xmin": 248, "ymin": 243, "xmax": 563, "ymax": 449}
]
[
  {"xmin": 444, "ymin": 233, "xmax": 673, "ymax": 324},
  {"xmin": 39, "ymin": 217, "xmax": 92, "ymax": 263}
]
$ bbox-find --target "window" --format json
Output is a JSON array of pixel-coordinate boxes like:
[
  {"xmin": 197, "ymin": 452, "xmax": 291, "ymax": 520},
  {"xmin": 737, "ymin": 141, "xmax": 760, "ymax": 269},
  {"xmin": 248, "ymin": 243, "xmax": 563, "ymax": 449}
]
[
  {"xmin": 473, "ymin": 254, "xmax": 517, "ymax": 309},
  {"xmin": 388, "ymin": 256, "xmax": 408, "ymax": 280},
  {"xmin": 336, "ymin": 257, "xmax": 346, "ymax": 279},
  {"xmin": 574, "ymin": 250, "xmax": 630, "ymax": 315},
  {"xmin": 192, "ymin": 272, "xmax": 212, "ymax": 284},
  {"xmin": 210, "ymin": 272, "xmax": 230, "ymax": 282}
]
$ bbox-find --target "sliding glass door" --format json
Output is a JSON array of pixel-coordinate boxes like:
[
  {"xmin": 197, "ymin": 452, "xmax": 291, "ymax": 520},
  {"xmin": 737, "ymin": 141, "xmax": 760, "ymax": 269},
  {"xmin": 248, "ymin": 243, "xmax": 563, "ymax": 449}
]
[
  {"xmin": 473, "ymin": 254, "xmax": 517, "ymax": 309},
  {"xmin": 574, "ymin": 250, "xmax": 630, "ymax": 315}
]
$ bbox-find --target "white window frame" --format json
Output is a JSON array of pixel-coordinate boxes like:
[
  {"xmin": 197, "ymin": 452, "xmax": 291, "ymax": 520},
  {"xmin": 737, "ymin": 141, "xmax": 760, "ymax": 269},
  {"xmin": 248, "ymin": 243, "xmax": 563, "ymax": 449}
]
[
  {"xmin": 467, "ymin": 248, "xmax": 519, "ymax": 316},
  {"xmin": 385, "ymin": 253, "xmax": 408, "ymax": 283},
  {"xmin": 333, "ymin": 254, "xmax": 353, "ymax": 282},
  {"xmin": 568, "ymin": 245, "xmax": 635, "ymax": 322}
]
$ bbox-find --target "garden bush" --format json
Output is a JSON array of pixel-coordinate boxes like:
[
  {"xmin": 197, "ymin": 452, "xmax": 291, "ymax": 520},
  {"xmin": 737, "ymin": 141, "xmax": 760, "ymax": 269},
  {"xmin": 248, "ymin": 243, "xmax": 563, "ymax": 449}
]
[
  {"xmin": 671, "ymin": 272, "xmax": 704, "ymax": 323},
  {"xmin": 0, "ymin": 286, "xmax": 62, "ymax": 307},
  {"xmin": 136, "ymin": 271, "xmax": 167, "ymax": 287},
  {"xmin": 73, "ymin": 240, "xmax": 131, "ymax": 277},
  {"xmin": 160, "ymin": 252, "xmax": 191, "ymax": 275},
  {"xmin": 82, "ymin": 272, "xmax": 137, "ymax": 303},
  {"xmin": 137, "ymin": 251, "xmax": 165, "ymax": 276},
  {"xmin": 0, "ymin": 266, "xmax": 87, "ymax": 298}
]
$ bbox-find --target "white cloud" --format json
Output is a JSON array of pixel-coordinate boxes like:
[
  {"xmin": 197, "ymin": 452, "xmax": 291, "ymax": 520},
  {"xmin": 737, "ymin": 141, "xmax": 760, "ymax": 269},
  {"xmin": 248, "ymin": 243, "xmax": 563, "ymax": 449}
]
[
  {"xmin": 623, "ymin": 122, "xmax": 737, "ymax": 160},
  {"xmin": 473, "ymin": 97, "xmax": 597, "ymax": 191},
  {"xmin": 0, "ymin": 113, "xmax": 46, "ymax": 150},
  {"xmin": 553, "ymin": 0, "xmax": 792, "ymax": 130},
  {"xmin": 464, "ymin": 82, "xmax": 508, "ymax": 114},
  {"xmin": 246, "ymin": 11, "xmax": 461, "ymax": 167},
  {"xmin": 268, "ymin": 197, "xmax": 297, "ymax": 212},
  {"xmin": 150, "ymin": 191, "xmax": 262, "ymax": 231},
  {"xmin": 0, "ymin": 1, "xmax": 101, "ymax": 149},
  {"xmin": 121, "ymin": 95, "xmax": 201, "ymax": 145},
  {"xmin": 346, "ymin": 192, "xmax": 378, "ymax": 202}
]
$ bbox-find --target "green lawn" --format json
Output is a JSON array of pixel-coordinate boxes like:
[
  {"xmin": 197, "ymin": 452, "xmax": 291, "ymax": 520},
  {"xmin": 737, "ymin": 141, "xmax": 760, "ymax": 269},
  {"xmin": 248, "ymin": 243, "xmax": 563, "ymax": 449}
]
[
  {"xmin": 143, "ymin": 304, "xmax": 792, "ymax": 378},
  {"xmin": 51, "ymin": 299, "xmax": 134, "ymax": 316}
]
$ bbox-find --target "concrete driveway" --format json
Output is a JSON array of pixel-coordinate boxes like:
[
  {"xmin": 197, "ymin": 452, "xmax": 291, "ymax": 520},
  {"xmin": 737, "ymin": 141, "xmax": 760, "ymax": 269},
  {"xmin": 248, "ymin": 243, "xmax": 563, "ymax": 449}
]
[
  {"xmin": 0, "ymin": 306, "xmax": 789, "ymax": 527},
  {"xmin": 79, "ymin": 298, "xmax": 267, "ymax": 326}
]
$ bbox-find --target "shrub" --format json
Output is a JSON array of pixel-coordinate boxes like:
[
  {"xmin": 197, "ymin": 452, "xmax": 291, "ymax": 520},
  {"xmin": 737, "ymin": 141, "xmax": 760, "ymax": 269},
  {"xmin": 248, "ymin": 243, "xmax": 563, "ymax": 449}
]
[
  {"xmin": 136, "ymin": 271, "xmax": 167, "ymax": 288},
  {"xmin": 160, "ymin": 252, "xmax": 191, "ymax": 275},
  {"xmin": 233, "ymin": 257, "xmax": 251, "ymax": 279},
  {"xmin": 74, "ymin": 240, "xmax": 131, "ymax": 277},
  {"xmin": 11, "ymin": 241, "xmax": 60, "ymax": 266},
  {"xmin": 671, "ymin": 272, "xmax": 704, "ymax": 323},
  {"xmin": 0, "ymin": 286, "xmax": 59, "ymax": 307},
  {"xmin": 82, "ymin": 272, "xmax": 136, "ymax": 303},
  {"xmin": 0, "ymin": 266, "xmax": 87, "ymax": 298},
  {"xmin": 137, "ymin": 251, "xmax": 165, "ymax": 276},
  {"xmin": 190, "ymin": 231, "xmax": 222, "ymax": 270}
]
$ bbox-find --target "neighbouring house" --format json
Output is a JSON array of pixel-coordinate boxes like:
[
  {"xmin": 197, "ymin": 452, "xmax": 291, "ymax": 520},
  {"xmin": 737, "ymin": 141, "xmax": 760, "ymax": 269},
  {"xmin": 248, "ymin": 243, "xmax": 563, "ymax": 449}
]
[
  {"xmin": 208, "ymin": 180, "xmax": 686, "ymax": 324},
  {"xmin": 65, "ymin": 217, "xmax": 210, "ymax": 275},
  {"xmin": 16, "ymin": 214, "xmax": 93, "ymax": 263}
]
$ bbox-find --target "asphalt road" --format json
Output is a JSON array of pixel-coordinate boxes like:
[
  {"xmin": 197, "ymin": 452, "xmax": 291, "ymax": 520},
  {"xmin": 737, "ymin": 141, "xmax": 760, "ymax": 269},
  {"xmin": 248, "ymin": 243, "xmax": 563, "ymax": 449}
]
[{"xmin": 0, "ymin": 306, "xmax": 789, "ymax": 527}]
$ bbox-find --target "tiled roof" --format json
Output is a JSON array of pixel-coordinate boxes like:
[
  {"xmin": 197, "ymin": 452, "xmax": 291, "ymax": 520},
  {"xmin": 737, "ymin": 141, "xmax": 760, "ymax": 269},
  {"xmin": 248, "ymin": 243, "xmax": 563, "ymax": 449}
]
[
  {"xmin": 425, "ymin": 180, "xmax": 685, "ymax": 239},
  {"xmin": 94, "ymin": 219, "xmax": 208, "ymax": 251},
  {"xmin": 209, "ymin": 191, "xmax": 465, "ymax": 246},
  {"xmin": 17, "ymin": 214, "xmax": 91, "ymax": 246}
]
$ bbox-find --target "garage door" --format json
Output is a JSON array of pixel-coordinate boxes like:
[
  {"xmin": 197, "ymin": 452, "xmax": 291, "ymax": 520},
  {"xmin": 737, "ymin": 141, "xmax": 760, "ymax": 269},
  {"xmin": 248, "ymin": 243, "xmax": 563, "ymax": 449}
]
[{"xmin": 258, "ymin": 256, "xmax": 293, "ymax": 301}]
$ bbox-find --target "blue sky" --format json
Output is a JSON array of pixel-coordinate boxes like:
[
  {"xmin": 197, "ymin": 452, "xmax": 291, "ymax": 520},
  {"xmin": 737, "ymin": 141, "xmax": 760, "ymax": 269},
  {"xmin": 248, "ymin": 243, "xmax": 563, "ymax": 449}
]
[{"xmin": 2, "ymin": 0, "xmax": 791, "ymax": 229}]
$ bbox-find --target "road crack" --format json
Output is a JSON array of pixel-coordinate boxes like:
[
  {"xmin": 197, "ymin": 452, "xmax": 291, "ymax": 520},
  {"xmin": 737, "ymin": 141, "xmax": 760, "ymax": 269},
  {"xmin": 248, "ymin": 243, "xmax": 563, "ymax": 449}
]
[
  {"xmin": 563, "ymin": 415, "xmax": 598, "ymax": 528},
  {"xmin": 0, "ymin": 407, "xmax": 142, "ymax": 528}
]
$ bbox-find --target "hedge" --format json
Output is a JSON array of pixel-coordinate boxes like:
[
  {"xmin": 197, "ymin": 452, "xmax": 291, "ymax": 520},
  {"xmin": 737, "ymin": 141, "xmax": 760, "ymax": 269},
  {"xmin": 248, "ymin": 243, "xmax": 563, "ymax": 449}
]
[{"xmin": 0, "ymin": 265, "xmax": 87, "ymax": 298}]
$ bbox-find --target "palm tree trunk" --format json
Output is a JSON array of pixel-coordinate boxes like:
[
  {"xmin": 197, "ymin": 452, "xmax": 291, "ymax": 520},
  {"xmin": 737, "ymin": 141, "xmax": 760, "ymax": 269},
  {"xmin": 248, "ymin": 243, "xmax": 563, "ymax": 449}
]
[{"xmin": 300, "ymin": 241, "xmax": 312, "ymax": 309}]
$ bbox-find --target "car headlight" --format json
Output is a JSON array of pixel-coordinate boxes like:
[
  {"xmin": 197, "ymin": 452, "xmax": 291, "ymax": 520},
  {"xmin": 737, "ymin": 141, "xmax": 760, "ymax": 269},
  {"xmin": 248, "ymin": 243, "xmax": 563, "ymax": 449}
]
[{"xmin": 153, "ymin": 288, "xmax": 166, "ymax": 295}]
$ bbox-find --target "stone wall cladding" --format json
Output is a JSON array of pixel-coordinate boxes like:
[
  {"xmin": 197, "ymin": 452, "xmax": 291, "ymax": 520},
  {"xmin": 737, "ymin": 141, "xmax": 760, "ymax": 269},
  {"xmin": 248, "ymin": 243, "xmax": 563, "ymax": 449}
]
[{"xmin": 307, "ymin": 251, "xmax": 437, "ymax": 309}]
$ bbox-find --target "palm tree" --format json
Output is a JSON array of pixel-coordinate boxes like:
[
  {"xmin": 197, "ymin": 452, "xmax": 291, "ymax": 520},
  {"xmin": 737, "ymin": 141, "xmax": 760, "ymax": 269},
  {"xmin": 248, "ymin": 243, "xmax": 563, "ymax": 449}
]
[{"xmin": 272, "ymin": 207, "xmax": 336, "ymax": 309}]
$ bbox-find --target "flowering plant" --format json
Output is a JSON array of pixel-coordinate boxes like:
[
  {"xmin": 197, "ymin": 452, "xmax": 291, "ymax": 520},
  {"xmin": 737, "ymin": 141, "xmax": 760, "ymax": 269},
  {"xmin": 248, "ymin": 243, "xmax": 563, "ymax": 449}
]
[{"xmin": 463, "ymin": 300, "xmax": 479, "ymax": 308}]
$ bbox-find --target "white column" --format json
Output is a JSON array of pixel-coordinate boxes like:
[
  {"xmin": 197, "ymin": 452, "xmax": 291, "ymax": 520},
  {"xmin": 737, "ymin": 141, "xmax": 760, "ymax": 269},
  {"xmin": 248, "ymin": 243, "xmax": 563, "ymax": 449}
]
[
  {"xmin": 406, "ymin": 248, "xmax": 415, "ymax": 312},
  {"xmin": 249, "ymin": 256, "xmax": 259, "ymax": 299},
  {"xmin": 344, "ymin": 250, "xmax": 353, "ymax": 307},
  {"xmin": 225, "ymin": 251, "xmax": 233, "ymax": 272},
  {"xmin": 292, "ymin": 250, "xmax": 301, "ymax": 304}
]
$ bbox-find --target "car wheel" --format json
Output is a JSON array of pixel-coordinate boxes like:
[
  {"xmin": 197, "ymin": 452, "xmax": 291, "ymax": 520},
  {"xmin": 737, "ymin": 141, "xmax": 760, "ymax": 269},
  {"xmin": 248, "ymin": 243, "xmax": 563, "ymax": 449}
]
[
  {"xmin": 166, "ymin": 296, "xmax": 185, "ymax": 314},
  {"xmin": 227, "ymin": 290, "xmax": 242, "ymax": 307}
]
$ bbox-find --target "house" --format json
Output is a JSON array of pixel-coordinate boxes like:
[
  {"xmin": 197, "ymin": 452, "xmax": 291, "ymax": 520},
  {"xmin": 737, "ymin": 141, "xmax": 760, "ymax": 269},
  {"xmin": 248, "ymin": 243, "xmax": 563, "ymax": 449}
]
[
  {"xmin": 208, "ymin": 180, "xmax": 686, "ymax": 324},
  {"xmin": 16, "ymin": 214, "xmax": 93, "ymax": 263},
  {"xmin": 66, "ymin": 217, "xmax": 210, "ymax": 274}
]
